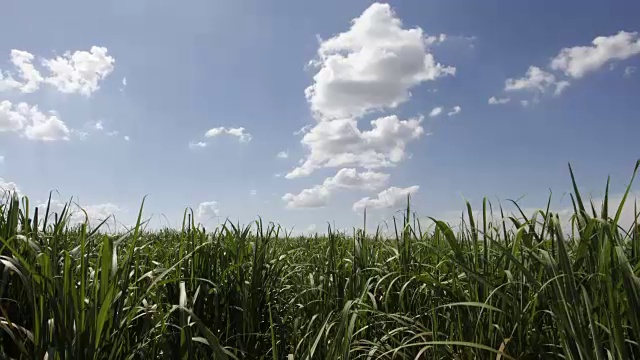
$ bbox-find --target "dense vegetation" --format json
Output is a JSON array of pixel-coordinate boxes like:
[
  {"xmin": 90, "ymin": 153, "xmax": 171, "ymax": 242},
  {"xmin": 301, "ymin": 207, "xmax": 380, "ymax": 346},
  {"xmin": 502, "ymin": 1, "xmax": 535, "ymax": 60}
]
[{"xmin": 1, "ymin": 162, "xmax": 640, "ymax": 359}]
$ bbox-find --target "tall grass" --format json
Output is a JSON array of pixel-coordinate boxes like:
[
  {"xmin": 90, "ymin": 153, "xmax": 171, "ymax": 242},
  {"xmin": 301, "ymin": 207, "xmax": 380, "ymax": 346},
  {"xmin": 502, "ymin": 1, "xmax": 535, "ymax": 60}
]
[{"xmin": 1, "ymin": 161, "xmax": 640, "ymax": 359}]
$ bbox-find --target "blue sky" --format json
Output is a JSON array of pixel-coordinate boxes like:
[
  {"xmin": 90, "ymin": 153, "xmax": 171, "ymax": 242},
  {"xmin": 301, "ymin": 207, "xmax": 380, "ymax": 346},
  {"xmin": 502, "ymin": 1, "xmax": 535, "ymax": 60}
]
[{"xmin": 1, "ymin": 0, "xmax": 639, "ymax": 233}]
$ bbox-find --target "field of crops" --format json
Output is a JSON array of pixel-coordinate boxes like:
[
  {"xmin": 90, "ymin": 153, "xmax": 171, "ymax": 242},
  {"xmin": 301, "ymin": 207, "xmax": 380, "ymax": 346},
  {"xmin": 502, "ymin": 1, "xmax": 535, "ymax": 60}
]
[{"xmin": 1, "ymin": 162, "xmax": 640, "ymax": 359}]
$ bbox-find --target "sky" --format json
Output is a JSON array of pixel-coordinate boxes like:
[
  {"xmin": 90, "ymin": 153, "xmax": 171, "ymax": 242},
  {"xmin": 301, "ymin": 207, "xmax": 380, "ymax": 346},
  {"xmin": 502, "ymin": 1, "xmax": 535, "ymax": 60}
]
[{"xmin": 1, "ymin": 0, "xmax": 639, "ymax": 233}]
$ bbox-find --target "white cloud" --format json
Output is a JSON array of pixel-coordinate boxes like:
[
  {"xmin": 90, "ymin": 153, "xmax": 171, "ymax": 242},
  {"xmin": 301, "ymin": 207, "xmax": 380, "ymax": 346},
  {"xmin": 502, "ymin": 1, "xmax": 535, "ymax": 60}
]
[
  {"xmin": 294, "ymin": 124, "xmax": 313, "ymax": 136},
  {"xmin": 286, "ymin": 115, "xmax": 423, "ymax": 178},
  {"xmin": 106, "ymin": 130, "xmax": 119, "ymax": 136},
  {"xmin": 35, "ymin": 199, "xmax": 124, "ymax": 229},
  {"xmin": 352, "ymin": 185, "xmax": 419, "ymax": 212},
  {"xmin": 0, "ymin": 100, "xmax": 70, "ymax": 141},
  {"xmin": 197, "ymin": 201, "xmax": 220, "ymax": 221},
  {"xmin": 283, "ymin": 186, "xmax": 331, "ymax": 209},
  {"xmin": 505, "ymin": 66, "xmax": 559, "ymax": 93},
  {"xmin": 0, "ymin": 71, "xmax": 21, "ymax": 92},
  {"xmin": 0, "ymin": 47, "xmax": 115, "ymax": 96},
  {"xmin": 0, "ymin": 100, "xmax": 27, "ymax": 132},
  {"xmin": 204, "ymin": 126, "xmax": 252, "ymax": 143},
  {"xmin": 277, "ymin": 150, "xmax": 289, "ymax": 159},
  {"xmin": 43, "ymin": 46, "xmax": 115, "ymax": 96},
  {"xmin": 189, "ymin": 141, "xmax": 207, "ymax": 149},
  {"xmin": 72, "ymin": 129, "xmax": 89, "ymax": 140},
  {"xmin": 250, "ymin": 189, "xmax": 257, "ymax": 196},
  {"xmin": 94, "ymin": 120, "xmax": 104, "ymax": 131},
  {"xmin": 0, "ymin": 177, "xmax": 21, "ymax": 196},
  {"xmin": 283, "ymin": 168, "xmax": 389, "ymax": 208},
  {"xmin": 305, "ymin": 2, "xmax": 454, "ymax": 119},
  {"xmin": 447, "ymin": 105, "xmax": 461, "ymax": 116},
  {"xmin": 521, "ymin": 100, "xmax": 530, "ymax": 107},
  {"xmin": 554, "ymin": 80, "xmax": 571, "ymax": 95},
  {"xmin": 73, "ymin": 203, "xmax": 122, "ymax": 226},
  {"xmin": 24, "ymin": 112, "xmax": 70, "ymax": 141},
  {"xmin": 429, "ymin": 106, "xmax": 443, "ymax": 117},
  {"xmin": 10, "ymin": 50, "xmax": 43, "ymax": 93},
  {"xmin": 0, "ymin": 155, "xmax": 4, "ymax": 163},
  {"xmin": 625, "ymin": 66, "xmax": 637, "ymax": 78},
  {"xmin": 124, "ymin": 135, "xmax": 130, "ymax": 141},
  {"xmin": 550, "ymin": 31, "xmax": 640, "ymax": 78},
  {"xmin": 122, "ymin": 77, "xmax": 127, "ymax": 86},
  {"xmin": 488, "ymin": 96, "xmax": 510, "ymax": 105},
  {"xmin": 325, "ymin": 167, "xmax": 389, "ymax": 190}
]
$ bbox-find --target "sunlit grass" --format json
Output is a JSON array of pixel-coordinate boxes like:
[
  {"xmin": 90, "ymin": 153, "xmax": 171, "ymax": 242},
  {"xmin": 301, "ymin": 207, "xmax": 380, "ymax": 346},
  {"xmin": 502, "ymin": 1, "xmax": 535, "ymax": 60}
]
[{"xmin": 1, "ymin": 161, "xmax": 640, "ymax": 359}]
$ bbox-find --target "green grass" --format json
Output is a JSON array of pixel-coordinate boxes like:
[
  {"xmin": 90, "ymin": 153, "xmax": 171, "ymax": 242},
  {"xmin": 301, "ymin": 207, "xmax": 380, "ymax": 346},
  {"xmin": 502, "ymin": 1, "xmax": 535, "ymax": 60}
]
[{"xmin": 1, "ymin": 161, "xmax": 640, "ymax": 359}]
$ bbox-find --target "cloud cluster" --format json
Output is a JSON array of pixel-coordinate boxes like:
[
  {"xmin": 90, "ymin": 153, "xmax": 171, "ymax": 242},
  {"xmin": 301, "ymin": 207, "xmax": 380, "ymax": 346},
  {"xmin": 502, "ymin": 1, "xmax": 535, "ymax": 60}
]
[
  {"xmin": 447, "ymin": 105, "xmax": 461, "ymax": 117},
  {"xmin": 0, "ymin": 46, "xmax": 118, "ymax": 143},
  {"xmin": 189, "ymin": 127, "xmax": 252, "ymax": 149},
  {"xmin": 286, "ymin": 115, "xmax": 424, "ymax": 178},
  {"xmin": 624, "ymin": 66, "xmax": 637, "ymax": 78},
  {"xmin": 305, "ymin": 3, "xmax": 453, "ymax": 120},
  {"xmin": 550, "ymin": 31, "xmax": 640, "ymax": 78},
  {"xmin": 488, "ymin": 96, "xmax": 511, "ymax": 105},
  {"xmin": 0, "ymin": 177, "xmax": 21, "ymax": 196},
  {"xmin": 0, "ymin": 46, "xmax": 115, "ymax": 96},
  {"xmin": 288, "ymin": 3, "xmax": 450, "ymax": 180},
  {"xmin": 32, "ymin": 198, "xmax": 124, "ymax": 230},
  {"xmin": 205, "ymin": 127, "xmax": 252, "ymax": 142},
  {"xmin": 493, "ymin": 31, "xmax": 640, "ymax": 105},
  {"xmin": 0, "ymin": 100, "xmax": 70, "ymax": 141},
  {"xmin": 197, "ymin": 201, "xmax": 220, "ymax": 222},
  {"xmin": 352, "ymin": 185, "xmax": 419, "ymax": 212},
  {"xmin": 283, "ymin": 168, "xmax": 389, "ymax": 208},
  {"xmin": 429, "ymin": 107, "xmax": 443, "ymax": 117}
]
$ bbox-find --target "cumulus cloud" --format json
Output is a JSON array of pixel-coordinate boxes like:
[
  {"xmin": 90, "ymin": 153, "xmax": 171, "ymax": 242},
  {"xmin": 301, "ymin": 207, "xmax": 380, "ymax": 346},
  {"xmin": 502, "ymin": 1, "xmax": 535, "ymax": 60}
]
[
  {"xmin": 429, "ymin": 107, "xmax": 442, "ymax": 117},
  {"xmin": 42, "ymin": 46, "xmax": 115, "ymax": 96},
  {"xmin": 283, "ymin": 186, "xmax": 331, "ymax": 209},
  {"xmin": 283, "ymin": 168, "xmax": 389, "ymax": 208},
  {"xmin": 305, "ymin": 2, "xmax": 454, "ymax": 119},
  {"xmin": 9, "ymin": 50, "xmax": 43, "ymax": 93},
  {"xmin": 94, "ymin": 120, "xmax": 104, "ymax": 130},
  {"xmin": 494, "ymin": 32, "xmax": 640, "ymax": 102},
  {"xmin": 205, "ymin": 126, "xmax": 252, "ymax": 143},
  {"xmin": 0, "ymin": 100, "xmax": 70, "ymax": 141},
  {"xmin": 34, "ymin": 199, "xmax": 124, "ymax": 229},
  {"xmin": 286, "ymin": 115, "xmax": 423, "ymax": 178},
  {"xmin": 24, "ymin": 111, "xmax": 70, "ymax": 141},
  {"xmin": 288, "ymin": 3, "xmax": 448, "ymax": 179},
  {"xmin": 0, "ymin": 71, "xmax": 21, "ymax": 92},
  {"xmin": 188, "ymin": 141, "xmax": 207, "ymax": 149},
  {"xmin": 124, "ymin": 135, "xmax": 130, "ymax": 141},
  {"xmin": 447, "ymin": 105, "xmax": 461, "ymax": 116},
  {"xmin": 0, "ymin": 47, "xmax": 115, "ymax": 96},
  {"xmin": 0, "ymin": 100, "xmax": 27, "ymax": 132},
  {"xmin": 277, "ymin": 150, "xmax": 289, "ymax": 159},
  {"xmin": 625, "ymin": 66, "xmax": 637, "ymax": 78},
  {"xmin": 554, "ymin": 80, "xmax": 571, "ymax": 95},
  {"xmin": 197, "ymin": 201, "xmax": 220, "ymax": 222},
  {"xmin": 505, "ymin": 66, "xmax": 559, "ymax": 93},
  {"xmin": 0, "ymin": 177, "xmax": 20, "ymax": 195},
  {"xmin": 550, "ymin": 31, "xmax": 640, "ymax": 78},
  {"xmin": 352, "ymin": 185, "xmax": 419, "ymax": 212},
  {"xmin": 488, "ymin": 96, "xmax": 510, "ymax": 105}
]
